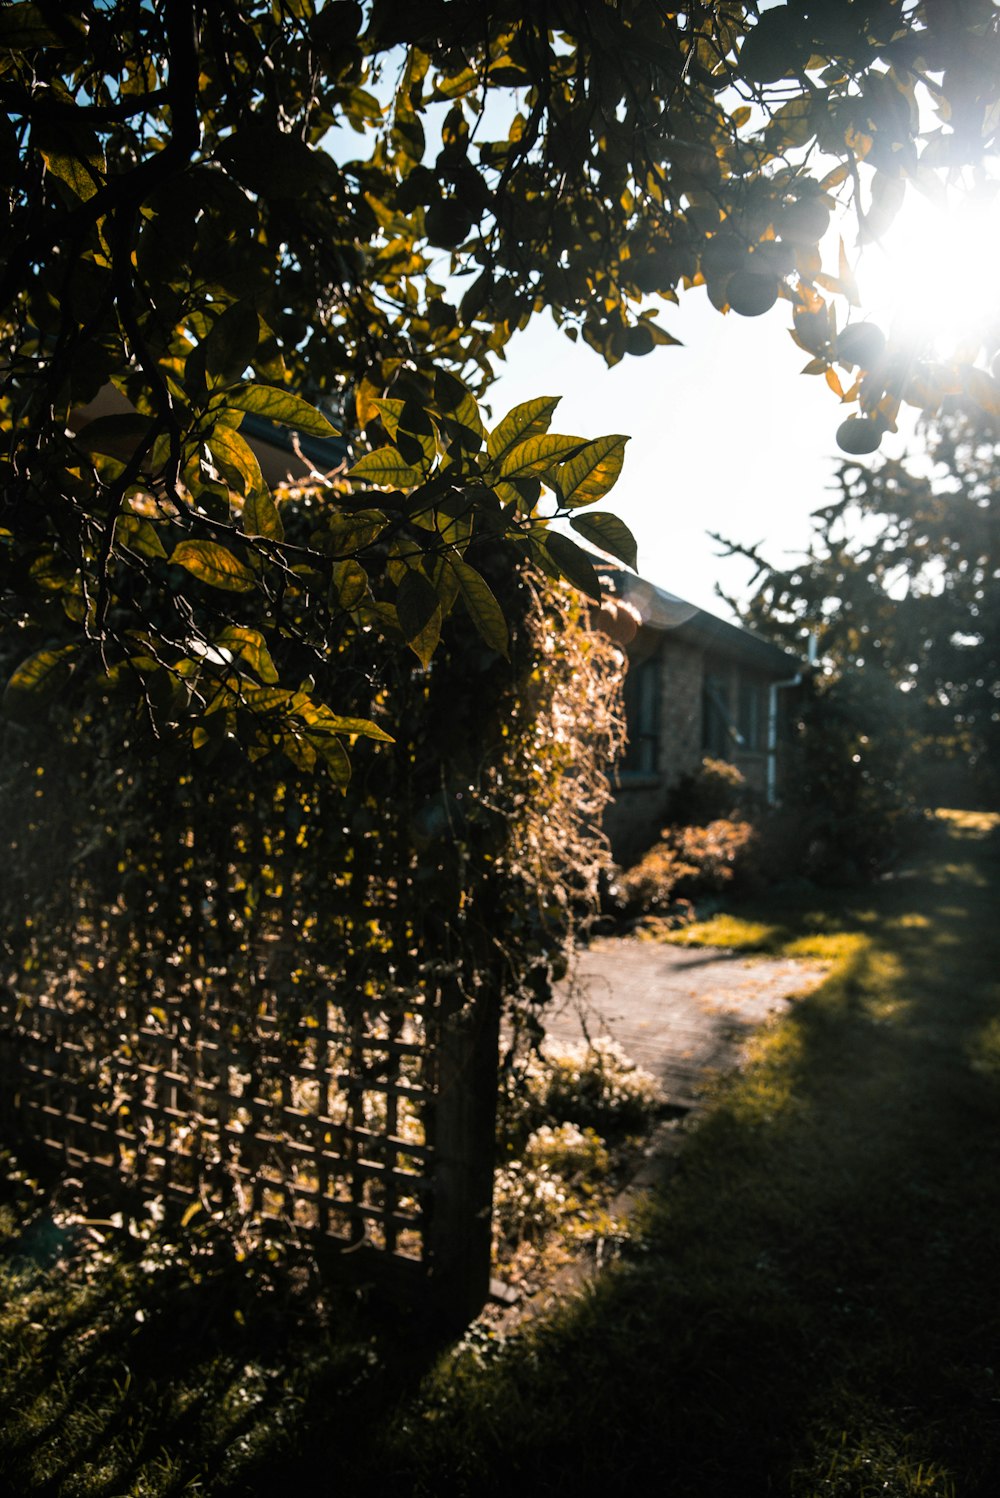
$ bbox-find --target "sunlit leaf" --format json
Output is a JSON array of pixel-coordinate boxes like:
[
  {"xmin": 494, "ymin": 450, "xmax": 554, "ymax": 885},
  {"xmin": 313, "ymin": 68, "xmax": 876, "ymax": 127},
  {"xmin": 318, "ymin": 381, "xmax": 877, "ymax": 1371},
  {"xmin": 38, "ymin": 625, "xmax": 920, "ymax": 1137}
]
[
  {"xmin": 499, "ymin": 433, "xmax": 585, "ymax": 479},
  {"xmin": 243, "ymin": 488, "xmax": 284, "ymax": 541},
  {"xmin": 347, "ymin": 447, "xmax": 423, "ymax": 488},
  {"xmin": 214, "ymin": 626, "xmax": 279, "ymax": 684},
  {"xmin": 114, "ymin": 514, "xmax": 168, "ymax": 560},
  {"xmin": 172, "ymin": 540, "xmax": 255, "ymax": 592},
  {"xmin": 209, "ymin": 425, "xmax": 264, "ymax": 498},
  {"xmin": 226, "ymin": 384, "xmax": 340, "ymax": 437},
  {"xmin": 315, "ymin": 509, "xmax": 386, "ymax": 557},
  {"xmin": 332, "ymin": 559, "xmax": 370, "ymax": 608},
  {"xmin": 487, "ymin": 396, "xmax": 560, "ymax": 467},
  {"xmin": 548, "ymin": 435, "xmax": 629, "ymax": 508},
  {"xmin": 569, "ymin": 512, "xmax": 638, "ymax": 570},
  {"xmin": 448, "ymin": 558, "xmax": 509, "ymax": 656}
]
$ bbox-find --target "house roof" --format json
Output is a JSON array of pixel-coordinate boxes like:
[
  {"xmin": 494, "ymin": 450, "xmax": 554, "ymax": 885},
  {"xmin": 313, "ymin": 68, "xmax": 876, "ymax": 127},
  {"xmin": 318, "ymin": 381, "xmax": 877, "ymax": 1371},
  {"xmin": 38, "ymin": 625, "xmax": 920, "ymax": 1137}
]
[{"xmin": 596, "ymin": 559, "xmax": 802, "ymax": 677}]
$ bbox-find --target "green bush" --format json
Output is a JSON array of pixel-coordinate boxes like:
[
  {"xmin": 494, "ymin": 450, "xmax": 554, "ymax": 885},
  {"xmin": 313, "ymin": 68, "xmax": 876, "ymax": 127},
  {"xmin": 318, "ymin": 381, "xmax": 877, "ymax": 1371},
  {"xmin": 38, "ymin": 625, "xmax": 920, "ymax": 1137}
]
[{"xmin": 665, "ymin": 756, "xmax": 755, "ymax": 826}]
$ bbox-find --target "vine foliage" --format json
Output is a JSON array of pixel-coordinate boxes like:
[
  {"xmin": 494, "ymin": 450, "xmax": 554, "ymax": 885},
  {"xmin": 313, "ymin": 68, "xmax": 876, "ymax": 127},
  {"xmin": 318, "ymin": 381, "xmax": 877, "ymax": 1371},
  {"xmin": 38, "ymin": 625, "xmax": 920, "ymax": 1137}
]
[{"xmin": 1, "ymin": 557, "xmax": 624, "ymax": 1300}]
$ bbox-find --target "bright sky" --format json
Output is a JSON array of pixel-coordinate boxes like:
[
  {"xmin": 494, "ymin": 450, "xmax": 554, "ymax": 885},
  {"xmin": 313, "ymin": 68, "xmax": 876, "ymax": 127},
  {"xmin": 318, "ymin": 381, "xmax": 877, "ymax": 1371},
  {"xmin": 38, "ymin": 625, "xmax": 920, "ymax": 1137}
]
[
  {"xmin": 484, "ymin": 285, "xmax": 865, "ymax": 620},
  {"xmin": 482, "ymin": 163, "xmax": 1000, "ymax": 622}
]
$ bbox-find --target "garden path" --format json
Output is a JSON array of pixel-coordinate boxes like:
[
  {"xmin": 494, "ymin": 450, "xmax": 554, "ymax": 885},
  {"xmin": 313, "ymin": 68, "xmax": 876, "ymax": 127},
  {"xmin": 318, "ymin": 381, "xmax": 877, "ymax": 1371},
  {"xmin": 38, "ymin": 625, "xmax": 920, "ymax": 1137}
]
[
  {"xmin": 499, "ymin": 936, "xmax": 830, "ymax": 1317},
  {"xmin": 548, "ymin": 936, "xmax": 828, "ymax": 1112}
]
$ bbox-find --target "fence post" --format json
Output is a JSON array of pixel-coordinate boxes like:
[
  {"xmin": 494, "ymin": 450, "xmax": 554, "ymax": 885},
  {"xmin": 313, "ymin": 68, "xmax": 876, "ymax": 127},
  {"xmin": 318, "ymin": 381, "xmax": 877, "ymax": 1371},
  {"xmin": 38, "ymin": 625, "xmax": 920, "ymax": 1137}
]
[{"xmin": 426, "ymin": 976, "xmax": 501, "ymax": 1330}]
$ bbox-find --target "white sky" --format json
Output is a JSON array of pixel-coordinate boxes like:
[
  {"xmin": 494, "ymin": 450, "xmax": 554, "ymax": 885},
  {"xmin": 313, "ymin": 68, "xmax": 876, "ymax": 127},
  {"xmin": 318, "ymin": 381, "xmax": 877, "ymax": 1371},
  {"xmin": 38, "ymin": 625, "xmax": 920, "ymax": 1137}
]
[{"xmin": 484, "ymin": 272, "xmax": 921, "ymax": 622}]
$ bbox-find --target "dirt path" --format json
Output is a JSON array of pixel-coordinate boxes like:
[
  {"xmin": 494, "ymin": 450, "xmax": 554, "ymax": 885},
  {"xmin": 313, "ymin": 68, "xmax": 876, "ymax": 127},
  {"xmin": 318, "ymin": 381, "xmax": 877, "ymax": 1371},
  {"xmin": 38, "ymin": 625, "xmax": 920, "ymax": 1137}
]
[{"xmin": 548, "ymin": 936, "xmax": 828, "ymax": 1110}]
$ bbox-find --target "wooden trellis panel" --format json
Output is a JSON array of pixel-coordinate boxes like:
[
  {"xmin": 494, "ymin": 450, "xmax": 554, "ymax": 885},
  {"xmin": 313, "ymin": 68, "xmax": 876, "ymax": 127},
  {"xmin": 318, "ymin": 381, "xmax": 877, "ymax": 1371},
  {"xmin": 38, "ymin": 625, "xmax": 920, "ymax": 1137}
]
[{"xmin": 0, "ymin": 967, "xmax": 500, "ymax": 1320}]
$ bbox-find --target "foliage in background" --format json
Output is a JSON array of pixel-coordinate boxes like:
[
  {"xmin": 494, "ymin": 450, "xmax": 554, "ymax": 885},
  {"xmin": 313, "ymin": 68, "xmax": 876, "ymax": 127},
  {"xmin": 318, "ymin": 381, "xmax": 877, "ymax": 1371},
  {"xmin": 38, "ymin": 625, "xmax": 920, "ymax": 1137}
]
[
  {"xmin": 611, "ymin": 724, "xmax": 922, "ymax": 923},
  {"xmin": 4, "ymin": 1, "xmax": 1000, "ymax": 755},
  {"xmin": 720, "ymin": 402, "xmax": 1000, "ymax": 810},
  {"xmin": 663, "ymin": 754, "xmax": 756, "ymax": 827}
]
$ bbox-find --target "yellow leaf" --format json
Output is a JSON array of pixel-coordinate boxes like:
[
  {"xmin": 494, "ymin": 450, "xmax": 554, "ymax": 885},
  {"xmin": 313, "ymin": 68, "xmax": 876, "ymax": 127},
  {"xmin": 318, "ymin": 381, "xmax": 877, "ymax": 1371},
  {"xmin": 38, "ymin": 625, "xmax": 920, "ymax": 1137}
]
[
  {"xmin": 498, "ymin": 433, "xmax": 585, "ymax": 479},
  {"xmin": 548, "ymin": 434, "xmax": 629, "ymax": 509},
  {"xmin": 214, "ymin": 626, "xmax": 279, "ymax": 684},
  {"xmin": 243, "ymin": 488, "xmax": 284, "ymax": 541},
  {"xmin": 172, "ymin": 540, "xmax": 255, "ymax": 593}
]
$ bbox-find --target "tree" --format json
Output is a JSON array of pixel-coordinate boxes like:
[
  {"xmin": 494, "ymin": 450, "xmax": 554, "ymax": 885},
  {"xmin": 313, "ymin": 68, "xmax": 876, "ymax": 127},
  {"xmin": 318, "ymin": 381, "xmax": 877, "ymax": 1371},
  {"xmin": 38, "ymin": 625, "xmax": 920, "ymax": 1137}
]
[
  {"xmin": 2, "ymin": 0, "xmax": 1000, "ymax": 769},
  {"xmin": 719, "ymin": 400, "xmax": 1000, "ymax": 807}
]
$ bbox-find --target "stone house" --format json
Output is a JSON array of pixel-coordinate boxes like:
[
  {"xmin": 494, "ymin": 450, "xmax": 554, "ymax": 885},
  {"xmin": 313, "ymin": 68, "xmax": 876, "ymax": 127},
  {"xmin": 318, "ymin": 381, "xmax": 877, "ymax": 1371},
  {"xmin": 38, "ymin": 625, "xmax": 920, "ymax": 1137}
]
[{"xmin": 597, "ymin": 565, "xmax": 805, "ymax": 862}]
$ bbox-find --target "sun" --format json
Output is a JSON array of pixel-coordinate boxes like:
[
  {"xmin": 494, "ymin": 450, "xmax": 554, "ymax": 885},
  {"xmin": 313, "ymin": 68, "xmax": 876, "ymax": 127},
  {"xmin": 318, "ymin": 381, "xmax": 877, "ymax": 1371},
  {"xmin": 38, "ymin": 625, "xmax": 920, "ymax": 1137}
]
[{"xmin": 851, "ymin": 175, "xmax": 1000, "ymax": 363}]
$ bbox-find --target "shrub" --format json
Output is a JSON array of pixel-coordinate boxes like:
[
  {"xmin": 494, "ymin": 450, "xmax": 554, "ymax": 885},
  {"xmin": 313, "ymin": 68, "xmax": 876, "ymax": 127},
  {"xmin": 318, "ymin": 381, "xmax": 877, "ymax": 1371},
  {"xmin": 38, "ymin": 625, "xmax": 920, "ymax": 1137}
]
[
  {"xmin": 665, "ymin": 757, "xmax": 754, "ymax": 826},
  {"xmin": 498, "ymin": 1035, "xmax": 663, "ymax": 1150},
  {"xmin": 492, "ymin": 1161, "xmax": 570, "ymax": 1246},
  {"xmin": 523, "ymin": 1122, "xmax": 610, "ymax": 1179},
  {"xmin": 613, "ymin": 817, "xmax": 759, "ymax": 917},
  {"xmin": 538, "ymin": 1036, "xmax": 664, "ymax": 1137}
]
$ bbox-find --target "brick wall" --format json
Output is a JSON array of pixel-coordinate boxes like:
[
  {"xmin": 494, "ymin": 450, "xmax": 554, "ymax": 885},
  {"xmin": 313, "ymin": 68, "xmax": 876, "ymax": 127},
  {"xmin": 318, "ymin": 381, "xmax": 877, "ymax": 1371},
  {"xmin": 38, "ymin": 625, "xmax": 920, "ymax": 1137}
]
[{"xmin": 606, "ymin": 637, "xmax": 705, "ymax": 862}]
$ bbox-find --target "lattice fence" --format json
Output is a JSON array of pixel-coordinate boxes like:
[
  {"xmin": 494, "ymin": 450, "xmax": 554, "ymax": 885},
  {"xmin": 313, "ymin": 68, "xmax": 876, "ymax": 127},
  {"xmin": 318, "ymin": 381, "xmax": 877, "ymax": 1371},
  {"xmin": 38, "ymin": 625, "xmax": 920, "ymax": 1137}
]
[
  {"xmin": 0, "ymin": 576, "xmax": 622, "ymax": 1326},
  {"xmin": 0, "ymin": 961, "xmax": 500, "ymax": 1316}
]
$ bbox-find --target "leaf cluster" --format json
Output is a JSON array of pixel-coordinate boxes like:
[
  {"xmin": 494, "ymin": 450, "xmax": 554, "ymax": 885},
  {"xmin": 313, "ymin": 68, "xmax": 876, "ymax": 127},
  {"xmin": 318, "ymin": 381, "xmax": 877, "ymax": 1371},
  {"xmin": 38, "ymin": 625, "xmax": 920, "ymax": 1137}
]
[
  {"xmin": 3, "ymin": 0, "xmax": 1000, "ymax": 759},
  {"xmin": 720, "ymin": 401, "xmax": 1000, "ymax": 804}
]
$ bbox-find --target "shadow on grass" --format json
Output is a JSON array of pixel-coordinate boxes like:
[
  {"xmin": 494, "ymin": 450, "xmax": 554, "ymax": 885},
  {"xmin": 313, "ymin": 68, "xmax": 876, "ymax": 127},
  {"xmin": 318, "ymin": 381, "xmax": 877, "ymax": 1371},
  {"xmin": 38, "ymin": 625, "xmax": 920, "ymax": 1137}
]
[
  {"xmin": 350, "ymin": 817, "xmax": 1000, "ymax": 1497},
  {"xmin": 2, "ymin": 817, "xmax": 999, "ymax": 1496}
]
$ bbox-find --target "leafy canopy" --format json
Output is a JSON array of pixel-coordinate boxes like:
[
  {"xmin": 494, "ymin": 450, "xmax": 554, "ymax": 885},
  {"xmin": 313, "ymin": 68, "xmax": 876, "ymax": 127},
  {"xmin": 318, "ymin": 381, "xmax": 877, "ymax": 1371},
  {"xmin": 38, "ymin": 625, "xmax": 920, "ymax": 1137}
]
[
  {"xmin": 719, "ymin": 401, "xmax": 1000, "ymax": 804},
  {"xmin": 2, "ymin": 0, "xmax": 999, "ymax": 771}
]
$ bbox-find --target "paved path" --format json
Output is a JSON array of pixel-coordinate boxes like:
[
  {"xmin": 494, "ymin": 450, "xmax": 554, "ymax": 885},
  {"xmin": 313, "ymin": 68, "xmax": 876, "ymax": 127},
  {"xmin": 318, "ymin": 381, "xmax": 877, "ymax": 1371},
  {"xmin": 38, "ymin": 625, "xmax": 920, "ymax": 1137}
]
[
  {"xmin": 499, "ymin": 936, "xmax": 830, "ymax": 1318},
  {"xmin": 548, "ymin": 936, "xmax": 828, "ymax": 1110}
]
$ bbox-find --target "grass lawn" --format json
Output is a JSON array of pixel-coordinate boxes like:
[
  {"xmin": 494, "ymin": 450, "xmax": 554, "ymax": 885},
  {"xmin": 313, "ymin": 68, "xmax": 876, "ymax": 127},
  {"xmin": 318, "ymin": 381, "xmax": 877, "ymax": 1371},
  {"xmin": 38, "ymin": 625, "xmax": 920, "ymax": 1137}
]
[{"xmin": 3, "ymin": 810, "xmax": 1000, "ymax": 1495}]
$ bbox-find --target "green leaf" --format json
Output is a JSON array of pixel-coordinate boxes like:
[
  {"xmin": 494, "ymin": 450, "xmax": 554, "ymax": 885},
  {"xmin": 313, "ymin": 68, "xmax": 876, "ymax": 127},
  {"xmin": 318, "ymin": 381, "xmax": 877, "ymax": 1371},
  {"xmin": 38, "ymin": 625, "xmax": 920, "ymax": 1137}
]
[
  {"xmin": 486, "ymin": 396, "xmax": 560, "ymax": 468},
  {"xmin": 209, "ymin": 425, "xmax": 264, "ymax": 498},
  {"xmin": 203, "ymin": 302, "xmax": 260, "ymax": 389},
  {"xmin": 548, "ymin": 434, "xmax": 629, "ymax": 508},
  {"xmin": 372, "ymin": 397, "xmax": 437, "ymax": 466},
  {"xmin": 333, "ymin": 559, "xmax": 370, "ymax": 609},
  {"xmin": 499, "ymin": 433, "xmax": 586, "ymax": 479},
  {"xmin": 242, "ymin": 488, "xmax": 284, "ymax": 541},
  {"xmin": 172, "ymin": 540, "xmax": 255, "ymax": 592},
  {"xmin": 310, "ymin": 732, "xmax": 352, "ymax": 786},
  {"xmin": 316, "ymin": 714, "xmax": 394, "ymax": 743},
  {"xmin": 40, "ymin": 146, "xmax": 102, "ymax": 200},
  {"xmin": 738, "ymin": 8, "xmax": 809, "ymax": 83},
  {"xmin": 448, "ymin": 558, "xmax": 509, "ymax": 656},
  {"xmin": 396, "ymin": 568, "xmax": 443, "ymax": 666},
  {"xmin": 569, "ymin": 512, "xmax": 638, "ymax": 570},
  {"xmin": 226, "ymin": 385, "xmax": 340, "ymax": 438},
  {"xmin": 214, "ymin": 626, "xmax": 279, "ymax": 684},
  {"xmin": 114, "ymin": 514, "xmax": 168, "ymax": 560},
  {"xmin": 314, "ymin": 509, "xmax": 386, "ymax": 557},
  {"xmin": 347, "ymin": 446, "xmax": 424, "ymax": 488},
  {"xmin": 536, "ymin": 532, "xmax": 604, "ymax": 601},
  {"xmin": 3, "ymin": 644, "xmax": 78, "ymax": 719},
  {"xmin": 433, "ymin": 369, "xmax": 485, "ymax": 441}
]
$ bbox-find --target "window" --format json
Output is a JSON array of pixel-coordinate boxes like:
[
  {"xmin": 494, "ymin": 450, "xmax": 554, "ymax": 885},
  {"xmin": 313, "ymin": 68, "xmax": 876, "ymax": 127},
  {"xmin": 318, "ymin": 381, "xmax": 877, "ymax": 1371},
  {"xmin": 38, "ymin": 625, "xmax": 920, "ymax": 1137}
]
[
  {"xmin": 702, "ymin": 668, "xmax": 734, "ymax": 757},
  {"xmin": 738, "ymin": 676, "xmax": 765, "ymax": 752},
  {"xmin": 621, "ymin": 656, "xmax": 660, "ymax": 774}
]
